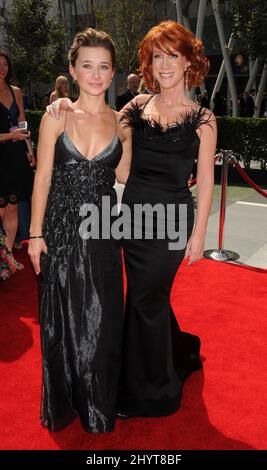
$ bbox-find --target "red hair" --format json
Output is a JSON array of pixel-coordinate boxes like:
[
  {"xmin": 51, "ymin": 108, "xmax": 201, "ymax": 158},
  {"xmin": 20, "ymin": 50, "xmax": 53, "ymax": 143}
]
[{"xmin": 139, "ymin": 21, "xmax": 209, "ymax": 93}]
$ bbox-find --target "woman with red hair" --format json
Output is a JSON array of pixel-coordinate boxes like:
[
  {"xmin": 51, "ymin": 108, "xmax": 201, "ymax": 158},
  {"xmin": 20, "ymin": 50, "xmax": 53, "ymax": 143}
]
[{"xmin": 117, "ymin": 20, "xmax": 217, "ymax": 418}]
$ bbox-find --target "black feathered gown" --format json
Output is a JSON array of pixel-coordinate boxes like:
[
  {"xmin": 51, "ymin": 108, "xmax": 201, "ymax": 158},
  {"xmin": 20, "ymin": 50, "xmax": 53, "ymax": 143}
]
[
  {"xmin": 118, "ymin": 102, "xmax": 211, "ymax": 417},
  {"xmin": 39, "ymin": 131, "xmax": 124, "ymax": 433}
]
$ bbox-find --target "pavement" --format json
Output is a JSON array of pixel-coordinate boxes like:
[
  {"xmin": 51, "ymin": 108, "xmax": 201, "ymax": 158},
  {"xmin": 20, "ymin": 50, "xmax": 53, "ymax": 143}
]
[
  {"xmin": 115, "ymin": 174, "xmax": 267, "ymax": 269},
  {"xmin": 202, "ymin": 196, "xmax": 267, "ymax": 269}
]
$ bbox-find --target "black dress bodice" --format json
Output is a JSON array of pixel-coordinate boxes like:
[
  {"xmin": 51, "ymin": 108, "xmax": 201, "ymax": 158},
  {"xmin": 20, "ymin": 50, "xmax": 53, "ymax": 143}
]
[
  {"xmin": 0, "ymin": 86, "xmax": 20, "ymax": 131},
  {"xmin": 54, "ymin": 131, "xmax": 122, "ymax": 168},
  {"xmin": 43, "ymin": 132, "xmax": 122, "ymax": 263},
  {"xmin": 121, "ymin": 102, "xmax": 211, "ymax": 203}
]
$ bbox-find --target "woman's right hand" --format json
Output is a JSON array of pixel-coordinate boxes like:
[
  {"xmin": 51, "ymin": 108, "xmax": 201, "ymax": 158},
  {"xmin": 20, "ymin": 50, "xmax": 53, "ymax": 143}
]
[
  {"xmin": 28, "ymin": 238, "xmax": 48, "ymax": 275},
  {"xmin": 11, "ymin": 128, "xmax": 30, "ymax": 141},
  {"xmin": 46, "ymin": 98, "xmax": 74, "ymax": 119}
]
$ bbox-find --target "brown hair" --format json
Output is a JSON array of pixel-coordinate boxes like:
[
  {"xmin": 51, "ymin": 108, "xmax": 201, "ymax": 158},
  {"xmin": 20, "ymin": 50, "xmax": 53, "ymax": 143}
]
[
  {"xmin": 54, "ymin": 75, "xmax": 69, "ymax": 98},
  {"xmin": 68, "ymin": 28, "xmax": 116, "ymax": 68},
  {"xmin": 139, "ymin": 21, "xmax": 209, "ymax": 92},
  {"xmin": 0, "ymin": 49, "xmax": 13, "ymax": 84}
]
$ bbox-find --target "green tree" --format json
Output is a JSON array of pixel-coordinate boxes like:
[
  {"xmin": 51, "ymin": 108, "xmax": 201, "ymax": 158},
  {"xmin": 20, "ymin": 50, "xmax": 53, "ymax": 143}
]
[
  {"xmin": 94, "ymin": 0, "xmax": 157, "ymax": 73},
  {"xmin": 226, "ymin": 0, "xmax": 267, "ymax": 60},
  {"xmin": 4, "ymin": 0, "xmax": 67, "ymax": 96}
]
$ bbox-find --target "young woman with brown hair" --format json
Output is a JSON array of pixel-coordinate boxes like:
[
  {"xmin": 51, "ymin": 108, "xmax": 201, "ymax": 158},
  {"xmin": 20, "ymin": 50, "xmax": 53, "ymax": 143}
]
[{"xmin": 28, "ymin": 28, "xmax": 131, "ymax": 433}]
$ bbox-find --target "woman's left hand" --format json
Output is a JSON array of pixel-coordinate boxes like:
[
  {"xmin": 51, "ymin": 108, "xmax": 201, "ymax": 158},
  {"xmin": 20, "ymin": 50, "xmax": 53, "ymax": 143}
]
[
  {"xmin": 46, "ymin": 98, "xmax": 74, "ymax": 118},
  {"xmin": 185, "ymin": 232, "xmax": 205, "ymax": 265}
]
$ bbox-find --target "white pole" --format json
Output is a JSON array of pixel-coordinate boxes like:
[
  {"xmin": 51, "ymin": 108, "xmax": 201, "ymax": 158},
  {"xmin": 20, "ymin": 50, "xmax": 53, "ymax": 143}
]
[
  {"xmin": 211, "ymin": 0, "xmax": 238, "ymax": 116},
  {"xmin": 196, "ymin": 0, "xmax": 207, "ymax": 39},
  {"xmin": 195, "ymin": 0, "xmax": 208, "ymax": 94},
  {"xmin": 210, "ymin": 33, "xmax": 235, "ymax": 110},
  {"xmin": 245, "ymin": 58, "xmax": 259, "ymax": 92},
  {"xmin": 175, "ymin": 0, "xmax": 184, "ymax": 25},
  {"xmin": 254, "ymin": 62, "xmax": 267, "ymax": 117}
]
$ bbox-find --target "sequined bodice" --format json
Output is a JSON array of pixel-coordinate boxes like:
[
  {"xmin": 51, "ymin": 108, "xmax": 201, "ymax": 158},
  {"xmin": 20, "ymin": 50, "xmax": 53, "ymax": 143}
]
[{"xmin": 42, "ymin": 130, "xmax": 123, "ymax": 263}]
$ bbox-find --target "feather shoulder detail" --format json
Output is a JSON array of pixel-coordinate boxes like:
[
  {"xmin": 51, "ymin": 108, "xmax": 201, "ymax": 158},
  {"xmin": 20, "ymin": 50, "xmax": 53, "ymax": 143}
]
[{"xmin": 120, "ymin": 101, "xmax": 213, "ymax": 134}]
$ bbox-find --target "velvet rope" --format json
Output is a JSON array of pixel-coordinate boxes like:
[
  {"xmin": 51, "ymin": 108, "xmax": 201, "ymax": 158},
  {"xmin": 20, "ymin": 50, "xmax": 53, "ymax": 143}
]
[
  {"xmin": 191, "ymin": 152, "xmax": 267, "ymax": 272},
  {"xmin": 215, "ymin": 259, "xmax": 267, "ymax": 274},
  {"xmin": 231, "ymin": 159, "xmax": 267, "ymax": 199}
]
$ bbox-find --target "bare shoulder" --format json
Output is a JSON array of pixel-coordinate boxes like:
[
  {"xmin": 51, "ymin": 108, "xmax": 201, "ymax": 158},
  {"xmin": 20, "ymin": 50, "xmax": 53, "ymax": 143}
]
[
  {"xmin": 114, "ymin": 108, "xmax": 128, "ymax": 124},
  {"xmin": 191, "ymin": 102, "xmax": 214, "ymax": 119},
  {"xmin": 11, "ymin": 85, "xmax": 22, "ymax": 97},
  {"xmin": 114, "ymin": 110, "xmax": 131, "ymax": 143},
  {"xmin": 114, "ymin": 109, "xmax": 121, "ymax": 119},
  {"xmin": 119, "ymin": 93, "xmax": 153, "ymax": 114},
  {"xmin": 200, "ymin": 107, "xmax": 217, "ymax": 132},
  {"xmin": 113, "ymin": 109, "xmax": 123, "ymax": 126},
  {"xmin": 199, "ymin": 105, "xmax": 215, "ymax": 120},
  {"xmin": 40, "ymin": 111, "xmax": 65, "ymax": 135},
  {"xmin": 190, "ymin": 102, "xmax": 216, "ymax": 131},
  {"xmin": 135, "ymin": 93, "xmax": 153, "ymax": 106}
]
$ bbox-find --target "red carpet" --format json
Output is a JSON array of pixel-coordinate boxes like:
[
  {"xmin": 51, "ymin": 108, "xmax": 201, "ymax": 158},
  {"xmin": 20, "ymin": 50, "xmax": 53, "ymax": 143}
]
[{"xmin": 0, "ymin": 246, "xmax": 266, "ymax": 450}]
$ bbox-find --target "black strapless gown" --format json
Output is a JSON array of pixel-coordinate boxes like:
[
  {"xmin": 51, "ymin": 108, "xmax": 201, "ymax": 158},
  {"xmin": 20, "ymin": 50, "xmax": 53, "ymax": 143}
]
[
  {"xmin": 118, "ymin": 103, "xmax": 211, "ymax": 417},
  {"xmin": 38, "ymin": 131, "xmax": 124, "ymax": 433}
]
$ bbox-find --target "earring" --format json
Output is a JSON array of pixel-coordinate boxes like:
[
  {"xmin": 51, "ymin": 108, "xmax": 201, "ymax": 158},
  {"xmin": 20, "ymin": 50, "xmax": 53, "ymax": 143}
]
[{"xmin": 184, "ymin": 68, "xmax": 189, "ymax": 93}]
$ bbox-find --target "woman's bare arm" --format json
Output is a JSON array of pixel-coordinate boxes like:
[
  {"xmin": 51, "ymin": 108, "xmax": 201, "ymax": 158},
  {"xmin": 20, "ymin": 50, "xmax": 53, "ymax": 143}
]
[
  {"xmin": 185, "ymin": 111, "xmax": 217, "ymax": 264},
  {"xmin": 28, "ymin": 113, "xmax": 64, "ymax": 273},
  {"xmin": 0, "ymin": 129, "xmax": 29, "ymax": 142},
  {"xmin": 115, "ymin": 121, "xmax": 132, "ymax": 184},
  {"xmin": 30, "ymin": 113, "xmax": 63, "ymax": 235},
  {"xmin": 13, "ymin": 86, "xmax": 26, "ymax": 122},
  {"xmin": 194, "ymin": 112, "xmax": 217, "ymax": 235}
]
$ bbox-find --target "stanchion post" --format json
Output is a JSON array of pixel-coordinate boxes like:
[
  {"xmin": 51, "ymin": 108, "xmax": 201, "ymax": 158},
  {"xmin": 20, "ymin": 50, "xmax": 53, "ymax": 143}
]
[
  {"xmin": 204, "ymin": 149, "xmax": 240, "ymax": 262},
  {"xmin": 218, "ymin": 148, "xmax": 229, "ymax": 251}
]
